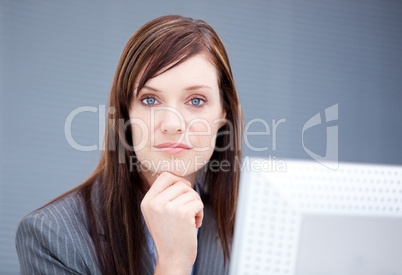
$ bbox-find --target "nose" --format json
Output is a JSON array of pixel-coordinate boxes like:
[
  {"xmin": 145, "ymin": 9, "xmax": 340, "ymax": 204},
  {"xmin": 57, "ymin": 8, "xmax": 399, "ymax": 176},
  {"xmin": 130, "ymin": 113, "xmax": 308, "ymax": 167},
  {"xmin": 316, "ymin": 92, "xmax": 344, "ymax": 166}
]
[{"xmin": 158, "ymin": 107, "xmax": 185, "ymax": 134}]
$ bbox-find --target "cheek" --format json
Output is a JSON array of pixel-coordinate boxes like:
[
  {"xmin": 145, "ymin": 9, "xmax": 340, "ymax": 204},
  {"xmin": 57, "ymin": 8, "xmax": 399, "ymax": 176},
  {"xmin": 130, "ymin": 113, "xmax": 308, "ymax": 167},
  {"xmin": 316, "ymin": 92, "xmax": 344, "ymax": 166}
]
[
  {"xmin": 187, "ymin": 118, "xmax": 221, "ymax": 149},
  {"xmin": 132, "ymin": 125, "xmax": 145, "ymax": 148},
  {"xmin": 130, "ymin": 112, "xmax": 151, "ymax": 149}
]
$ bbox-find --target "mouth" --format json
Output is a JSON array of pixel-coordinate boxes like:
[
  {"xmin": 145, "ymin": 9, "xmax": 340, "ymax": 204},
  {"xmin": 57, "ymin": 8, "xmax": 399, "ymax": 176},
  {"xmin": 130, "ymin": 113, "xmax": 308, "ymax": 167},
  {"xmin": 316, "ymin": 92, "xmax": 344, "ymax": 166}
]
[{"xmin": 154, "ymin": 142, "xmax": 192, "ymax": 155}]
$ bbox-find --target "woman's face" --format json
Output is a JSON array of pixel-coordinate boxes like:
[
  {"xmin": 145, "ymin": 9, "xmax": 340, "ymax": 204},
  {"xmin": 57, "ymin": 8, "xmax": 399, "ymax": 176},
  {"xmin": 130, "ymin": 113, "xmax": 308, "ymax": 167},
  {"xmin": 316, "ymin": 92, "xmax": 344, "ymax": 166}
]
[{"xmin": 129, "ymin": 53, "xmax": 226, "ymax": 184}]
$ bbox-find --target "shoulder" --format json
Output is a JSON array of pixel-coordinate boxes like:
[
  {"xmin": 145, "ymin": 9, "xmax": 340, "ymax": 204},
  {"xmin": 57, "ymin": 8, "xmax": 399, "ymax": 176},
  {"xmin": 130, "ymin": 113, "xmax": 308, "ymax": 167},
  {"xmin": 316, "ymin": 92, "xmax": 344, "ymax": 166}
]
[
  {"xmin": 18, "ymin": 191, "xmax": 89, "ymax": 242},
  {"xmin": 16, "ymin": 191, "xmax": 100, "ymax": 274},
  {"xmin": 38, "ymin": 191, "xmax": 86, "ymax": 223}
]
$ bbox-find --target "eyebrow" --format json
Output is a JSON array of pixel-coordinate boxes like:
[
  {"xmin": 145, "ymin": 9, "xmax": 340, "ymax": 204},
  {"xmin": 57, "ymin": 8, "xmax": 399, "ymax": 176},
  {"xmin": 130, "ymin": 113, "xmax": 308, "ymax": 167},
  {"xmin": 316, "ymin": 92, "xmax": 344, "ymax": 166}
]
[
  {"xmin": 142, "ymin": 84, "xmax": 213, "ymax": 93},
  {"xmin": 184, "ymin": 85, "xmax": 213, "ymax": 91},
  {"xmin": 142, "ymin": 85, "xmax": 161, "ymax": 92}
]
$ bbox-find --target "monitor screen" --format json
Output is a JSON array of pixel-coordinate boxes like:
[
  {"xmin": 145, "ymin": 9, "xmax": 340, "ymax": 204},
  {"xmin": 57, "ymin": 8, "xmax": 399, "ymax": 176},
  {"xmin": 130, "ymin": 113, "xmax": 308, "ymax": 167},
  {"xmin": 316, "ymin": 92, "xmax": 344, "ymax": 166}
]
[{"xmin": 229, "ymin": 158, "xmax": 402, "ymax": 275}]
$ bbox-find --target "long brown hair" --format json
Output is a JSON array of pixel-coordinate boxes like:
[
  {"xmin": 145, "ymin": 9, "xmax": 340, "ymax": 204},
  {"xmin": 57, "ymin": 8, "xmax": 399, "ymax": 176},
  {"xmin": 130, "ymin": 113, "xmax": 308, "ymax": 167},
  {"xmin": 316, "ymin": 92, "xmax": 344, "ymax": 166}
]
[{"xmin": 64, "ymin": 15, "xmax": 243, "ymax": 274}]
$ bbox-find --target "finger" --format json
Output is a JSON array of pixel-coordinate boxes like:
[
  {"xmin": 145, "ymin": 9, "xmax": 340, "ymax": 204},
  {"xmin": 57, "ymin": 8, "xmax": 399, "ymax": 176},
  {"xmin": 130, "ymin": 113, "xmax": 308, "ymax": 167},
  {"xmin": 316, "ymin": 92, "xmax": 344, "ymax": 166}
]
[
  {"xmin": 157, "ymin": 182, "xmax": 197, "ymax": 203},
  {"xmin": 184, "ymin": 200, "xmax": 204, "ymax": 228},
  {"xmin": 195, "ymin": 204, "xmax": 204, "ymax": 229},
  {"xmin": 146, "ymin": 171, "xmax": 191, "ymax": 199},
  {"xmin": 164, "ymin": 189, "xmax": 201, "ymax": 208},
  {"xmin": 195, "ymin": 212, "xmax": 203, "ymax": 229}
]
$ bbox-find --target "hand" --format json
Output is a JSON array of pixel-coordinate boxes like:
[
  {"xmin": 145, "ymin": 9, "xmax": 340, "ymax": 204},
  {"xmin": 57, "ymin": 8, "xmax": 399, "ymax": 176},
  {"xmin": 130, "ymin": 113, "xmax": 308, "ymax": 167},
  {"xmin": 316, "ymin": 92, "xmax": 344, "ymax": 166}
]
[{"xmin": 141, "ymin": 172, "xmax": 204, "ymax": 274}]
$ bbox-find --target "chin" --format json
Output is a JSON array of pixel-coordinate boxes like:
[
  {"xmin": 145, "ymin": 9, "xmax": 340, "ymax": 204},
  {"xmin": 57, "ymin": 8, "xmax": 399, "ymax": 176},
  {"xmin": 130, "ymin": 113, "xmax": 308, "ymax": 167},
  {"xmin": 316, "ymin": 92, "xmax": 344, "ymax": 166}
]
[
  {"xmin": 161, "ymin": 169, "xmax": 188, "ymax": 178},
  {"xmin": 135, "ymin": 151, "xmax": 210, "ymax": 179},
  {"xmin": 162, "ymin": 158, "xmax": 194, "ymax": 177}
]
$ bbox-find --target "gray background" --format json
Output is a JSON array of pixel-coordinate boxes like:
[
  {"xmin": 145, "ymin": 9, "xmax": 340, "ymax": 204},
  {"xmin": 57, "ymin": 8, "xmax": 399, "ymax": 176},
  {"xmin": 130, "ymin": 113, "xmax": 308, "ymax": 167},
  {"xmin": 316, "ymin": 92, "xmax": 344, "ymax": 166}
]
[{"xmin": 1, "ymin": 0, "xmax": 401, "ymax": 273}]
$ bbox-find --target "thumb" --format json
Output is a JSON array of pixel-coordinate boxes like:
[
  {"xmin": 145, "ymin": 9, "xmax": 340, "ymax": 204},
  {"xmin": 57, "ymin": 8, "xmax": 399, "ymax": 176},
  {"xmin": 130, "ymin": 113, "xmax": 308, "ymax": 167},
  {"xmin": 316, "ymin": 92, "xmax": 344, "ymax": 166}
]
[{"xmin": 195, "ymin": 209, "xmax": 203, "ymax": 229}]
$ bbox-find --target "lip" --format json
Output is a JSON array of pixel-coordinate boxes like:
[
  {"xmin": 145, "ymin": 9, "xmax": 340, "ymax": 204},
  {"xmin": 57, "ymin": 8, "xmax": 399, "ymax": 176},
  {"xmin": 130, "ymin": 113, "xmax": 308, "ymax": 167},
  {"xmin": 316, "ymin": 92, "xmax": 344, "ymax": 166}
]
[{"xmin": 154, "ymin": 142, "xmax": 191, "ymax": 155}]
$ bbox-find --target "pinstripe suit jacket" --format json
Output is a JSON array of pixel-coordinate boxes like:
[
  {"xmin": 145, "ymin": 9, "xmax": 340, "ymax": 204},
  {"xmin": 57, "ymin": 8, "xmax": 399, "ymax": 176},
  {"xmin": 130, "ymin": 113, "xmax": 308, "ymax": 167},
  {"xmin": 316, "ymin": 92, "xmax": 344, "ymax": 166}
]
[{"xmin": 15, "ymin": 185, "xmax": 229, "ymax": 275}]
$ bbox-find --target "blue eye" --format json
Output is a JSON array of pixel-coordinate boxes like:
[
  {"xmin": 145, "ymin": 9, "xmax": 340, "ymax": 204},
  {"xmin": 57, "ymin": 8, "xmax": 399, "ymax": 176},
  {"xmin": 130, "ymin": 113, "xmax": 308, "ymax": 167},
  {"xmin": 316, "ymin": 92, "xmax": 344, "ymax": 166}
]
[
  {"xmin": 142, "ymin": 97, "xmax": 158, "ymax": 105},
  {"xmin": 189, "ymin": 98, "xmax": 204, "ymax": 106}
]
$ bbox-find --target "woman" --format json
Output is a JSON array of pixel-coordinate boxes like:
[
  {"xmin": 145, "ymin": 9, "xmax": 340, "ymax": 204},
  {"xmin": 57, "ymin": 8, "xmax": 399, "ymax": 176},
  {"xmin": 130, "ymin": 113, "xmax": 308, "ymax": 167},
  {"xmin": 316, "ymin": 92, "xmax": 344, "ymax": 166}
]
[{"xmin": 16, "ymin": 15, "xmax": 243, "ymax": 275}]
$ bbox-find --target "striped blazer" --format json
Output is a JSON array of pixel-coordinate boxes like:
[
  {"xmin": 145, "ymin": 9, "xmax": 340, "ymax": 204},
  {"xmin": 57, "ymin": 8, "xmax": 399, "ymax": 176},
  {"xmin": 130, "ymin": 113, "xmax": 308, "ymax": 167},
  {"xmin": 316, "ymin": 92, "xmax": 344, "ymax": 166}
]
[{"xmin": 15, "ymin": 185, "xmax": 229, "ymax": 275}]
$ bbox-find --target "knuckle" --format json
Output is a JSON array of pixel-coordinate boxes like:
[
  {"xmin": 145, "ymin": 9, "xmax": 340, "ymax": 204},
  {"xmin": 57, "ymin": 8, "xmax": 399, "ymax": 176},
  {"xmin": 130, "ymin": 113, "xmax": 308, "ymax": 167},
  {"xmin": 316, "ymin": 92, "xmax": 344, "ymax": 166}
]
[
  {"xmin": 140, "ymin": 200, "xmax": 146, "ymax": 211},
  {"xmin": 160, "ymin": 171, "xmax": 168, "ymax": 177},
  {"xmin": 198, "ymin": 200, "xmax": 204, "ymax": 209},
  {"xmin": 148, "ymin": 200, "xmax": 160, "ymax": 213},
  {"xmin": 165, "ymin": 202, "xmax": 175, "ymax": 213},
  {"xmin": 194, "ymin": 191, "xmax": 201, "ymax": 200},
  {"xmin": 159, "ymin": 171, "xmax": 170, "ymax": 181},
  {"xmin": 188, "ymin": 189, "xmax": 201, "ymax": 201},
  {"xmin": 178, "ymin": 207, "xmax": 189, "ymax": 218},
  {"xmin": 164, "ymin": 171, "xmax": 175, "ymax": 180},
  {"xmin": 181, "ymin": 182, "xmax": 191, "ymax": 191},
  {"xmin": 174, "ymin": 181, "xmax": 189, "ymax": 192},
  {"xmin": 189, "ymin": 192, "xmax": 199, "ymax": 201}
]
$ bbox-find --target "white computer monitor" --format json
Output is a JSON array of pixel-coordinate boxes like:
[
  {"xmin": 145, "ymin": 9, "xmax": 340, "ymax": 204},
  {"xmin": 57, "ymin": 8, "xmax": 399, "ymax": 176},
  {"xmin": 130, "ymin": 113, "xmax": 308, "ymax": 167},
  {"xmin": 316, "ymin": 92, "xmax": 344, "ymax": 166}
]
[{"xmin": 229, "ymin": 158, "xmax": 402, "ymax": 275}]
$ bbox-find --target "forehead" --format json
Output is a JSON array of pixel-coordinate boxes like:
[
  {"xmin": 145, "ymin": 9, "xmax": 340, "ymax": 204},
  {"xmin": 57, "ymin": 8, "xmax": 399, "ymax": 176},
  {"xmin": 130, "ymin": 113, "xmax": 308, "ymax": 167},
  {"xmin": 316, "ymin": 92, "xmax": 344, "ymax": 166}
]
[{"xmin": 144, "ymin": 54, "xmax": 219, "ymax": 92}]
